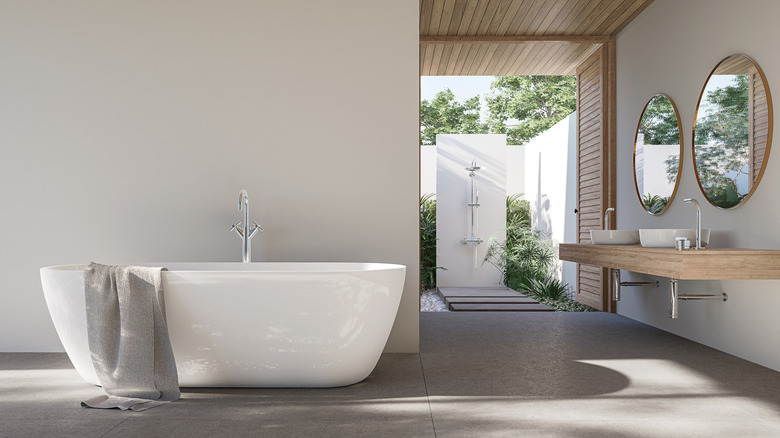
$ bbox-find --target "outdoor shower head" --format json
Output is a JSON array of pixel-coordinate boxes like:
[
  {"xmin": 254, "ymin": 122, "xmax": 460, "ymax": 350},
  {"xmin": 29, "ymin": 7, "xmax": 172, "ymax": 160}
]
[{"xmin": 465, "ymin": 160, "xmax": 485, "ymax": 172}]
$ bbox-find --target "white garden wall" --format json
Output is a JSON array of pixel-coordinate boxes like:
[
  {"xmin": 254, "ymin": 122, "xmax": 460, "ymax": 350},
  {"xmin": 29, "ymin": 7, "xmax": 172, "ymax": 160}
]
[
  {"xmin": 523, "ymin": 113, "xmax": 578, "ymax": 290},
  {"xmin": 436, "ymin": 134, "xmax": 506, "ymax": 287}
]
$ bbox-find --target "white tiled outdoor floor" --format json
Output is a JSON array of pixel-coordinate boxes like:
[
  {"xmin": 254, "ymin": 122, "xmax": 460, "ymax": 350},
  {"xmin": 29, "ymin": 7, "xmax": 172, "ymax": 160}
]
[{"xmin": 2, "ymin": 312, "xmax": 780, "ymax": 437}]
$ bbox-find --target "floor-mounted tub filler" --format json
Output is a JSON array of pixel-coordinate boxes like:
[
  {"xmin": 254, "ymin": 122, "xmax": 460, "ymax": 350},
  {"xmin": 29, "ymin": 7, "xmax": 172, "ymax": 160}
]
[{"xmin": 40, "ymin": 262, "xmax": 405, "ymax": 387}]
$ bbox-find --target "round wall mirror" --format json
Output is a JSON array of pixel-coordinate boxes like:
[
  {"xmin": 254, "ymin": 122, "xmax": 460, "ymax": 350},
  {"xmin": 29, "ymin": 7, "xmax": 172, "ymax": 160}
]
[
  {"xmin": 693, "ymin": 54, "xmax": 773, "ymax": 209},
  {"xmin": 633, "ymin": 94, "xmax": 683, "ymax": 214}
]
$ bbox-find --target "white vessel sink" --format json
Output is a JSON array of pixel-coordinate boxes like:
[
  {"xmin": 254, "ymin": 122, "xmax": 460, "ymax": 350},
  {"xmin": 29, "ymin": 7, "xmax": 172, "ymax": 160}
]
[
  {"xmin": 590, "ymin": 229, "xmax": 640, "ymax": 245},
  {"xmin": 639, "ymin": 229, "xmax": 710, "ymax": 248}
]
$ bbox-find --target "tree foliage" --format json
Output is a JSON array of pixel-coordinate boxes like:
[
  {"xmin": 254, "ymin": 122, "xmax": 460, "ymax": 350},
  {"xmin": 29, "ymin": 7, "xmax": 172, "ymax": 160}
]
[
  {"xmin": 420, "ymin": 89, "xmax": 486, "ymax": 145},
  {"xmin": 635, "ymin": 95, "xmax": 682, "ymax": 187},
  {"xmin": 693, "ymin": 75, "xmax": 749, "ymax": 208},
  {"xmin": 639, "ymin": 96, "xmax": 680, "ymax": 145},
  {"xmin": 485, "ymin": 76, "xmax": 576, "ymax": 145}
]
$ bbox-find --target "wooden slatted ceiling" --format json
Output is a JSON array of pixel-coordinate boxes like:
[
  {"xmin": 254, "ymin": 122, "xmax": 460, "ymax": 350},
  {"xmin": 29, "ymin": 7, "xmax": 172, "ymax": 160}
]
[
  {"xmin": 715, "ymin": 55, "xmax": 754, "ymax": 75},
  {"xmin": 420, "ymin": 0, "xmax": 653, "ymax": 36},
  {"xmin": 421, "ymin": 41, "xmax": 600, "ymax": 75},
  {"xmin": 420, "ymin": 0, "xmax": 654, "ymax": 76}
]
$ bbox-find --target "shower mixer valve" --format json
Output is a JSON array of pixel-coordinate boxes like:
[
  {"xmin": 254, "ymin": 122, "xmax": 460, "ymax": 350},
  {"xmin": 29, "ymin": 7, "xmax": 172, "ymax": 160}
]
[{"xmin": 462, "ymin": 160, "xmax": 484, "ymax": 269}]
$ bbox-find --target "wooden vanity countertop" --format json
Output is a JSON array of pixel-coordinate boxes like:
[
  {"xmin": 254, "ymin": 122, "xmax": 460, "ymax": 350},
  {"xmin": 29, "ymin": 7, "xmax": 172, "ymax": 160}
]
[{"xmin": 558, "ymin": 243, "xmax": 780, "ymax": 280}]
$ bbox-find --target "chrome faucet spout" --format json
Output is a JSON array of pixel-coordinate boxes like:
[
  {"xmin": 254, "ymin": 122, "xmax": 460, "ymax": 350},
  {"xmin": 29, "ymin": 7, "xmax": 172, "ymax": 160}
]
[
  {"xmin": 239, "ymin": 189, "xmax": 248, "ymax": 210},
  {"xmin": 604, "ymin": 208, "xmax": 615, "ymax": 230},
  {"xmin": 231, "ymin": 189, "xmax": 262, "ymax": 262},
  {"xmin": 683, "ymin": 198, "xmax": 702, "ymax": 250}
]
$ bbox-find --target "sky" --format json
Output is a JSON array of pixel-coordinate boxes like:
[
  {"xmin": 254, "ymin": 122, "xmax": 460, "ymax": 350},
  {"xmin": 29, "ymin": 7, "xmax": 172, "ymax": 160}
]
[
  {"xmin": 696, "ymin": 74, "xmax": 739, "ymax": 118},
  {"xmin": 420, "ymin": 76, "xmax": 496, "ymax": 101}
]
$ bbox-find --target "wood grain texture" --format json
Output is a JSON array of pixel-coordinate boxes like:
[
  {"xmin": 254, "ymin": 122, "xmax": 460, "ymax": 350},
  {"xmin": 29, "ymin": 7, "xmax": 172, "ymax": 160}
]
[
  {"xmin": 575, "ymin": 46, "xmax": 611, "ymax": 311},
  {"xmin": 560, "ymin": 244, "xmax": 780, "ymax": 280},
  {"xmin": 750, "ymin": 66, "xmax": 770, "ymax": 187},
  {"xmin": 419, "ymin": 41, "xmax": 601, "ymax": 75},
  {"xmin": 420, "ymin": 0, "xmax": 654, "ymax": 37},
  {"xmin": 419, "ymin": 0, "xmax": 653, "ymax": 76},
  {"xmin": 576, "ymin": 47, "xmax": 603, "ymax": 246}
]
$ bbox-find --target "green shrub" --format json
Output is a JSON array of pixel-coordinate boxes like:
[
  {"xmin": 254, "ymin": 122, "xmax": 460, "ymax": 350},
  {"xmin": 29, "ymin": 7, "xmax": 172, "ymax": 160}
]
[
  {"xmin": 484, "ymin": 223, "xmax": 556, "ymax": 287},
  {"xmin": 508, "ymin": 266, "xmax": 569, "ymax": 301},
  {"xmin": 420, "ymin": 194, "xmax": 445, "ymax": 292},
  {"xmin": 506, "ymin": 193, "xmax": 531, "ymax": 231},
  {"xmin": 642, "ymin": 193, "xmax": 670, "ymax": 214},
  {"xmin": 484, "ymin": 194, "xmax": 595, "ymax": 312}
]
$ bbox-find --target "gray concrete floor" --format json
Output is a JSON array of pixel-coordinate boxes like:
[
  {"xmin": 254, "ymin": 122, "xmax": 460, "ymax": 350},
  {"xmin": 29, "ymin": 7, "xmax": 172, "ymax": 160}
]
[{"xmin": 3, "ymin": 312, "xmax": 780, "ymax": 437}]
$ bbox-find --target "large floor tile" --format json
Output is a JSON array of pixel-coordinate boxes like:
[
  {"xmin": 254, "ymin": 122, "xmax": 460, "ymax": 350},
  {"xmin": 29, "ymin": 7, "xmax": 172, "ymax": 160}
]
[
  {"xmin": 0, "ymin": 419, "xmax": 125, "ymax": 438},
  {"xmin": 432, "ymin": 419, "xmax": 780, "ymax": 438},
  {"xmin": 427, "ymin": 392, "xmax": 777, "ymax": 423},
  {"xmin": 129, "ymin": 391, "xmax": 432, "ymax": 422},
  {"xmin": 131, "ymin": 353, "xmax": 430, "ymax": 422},
  {"xmin": 103, "ymin": 418, "xmax": 436, "ymax": 438},
  {"xmin": 4, "ymin": 312, "xmax": 780, "ymax": 437}
]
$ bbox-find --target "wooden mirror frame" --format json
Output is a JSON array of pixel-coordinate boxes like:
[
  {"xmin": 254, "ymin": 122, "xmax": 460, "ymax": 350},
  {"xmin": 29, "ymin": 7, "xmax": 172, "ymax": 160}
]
[
  {"xmin": 633, "ymin": 94, "xmax": 683, "ymax": 215},
  {"xmin": 692, "ymin": 54, "xmax": 773, "ymax": 210}
]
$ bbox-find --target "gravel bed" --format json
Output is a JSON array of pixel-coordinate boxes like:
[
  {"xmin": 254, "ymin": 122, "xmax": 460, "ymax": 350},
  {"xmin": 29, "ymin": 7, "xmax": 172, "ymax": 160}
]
[{"xmin": 420, "ymin": 289, "xmax": 448, "ymax": 312}]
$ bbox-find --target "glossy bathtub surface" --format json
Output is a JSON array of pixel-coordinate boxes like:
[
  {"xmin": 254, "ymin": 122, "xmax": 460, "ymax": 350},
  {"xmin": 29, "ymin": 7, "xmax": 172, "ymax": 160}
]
[{"xmin": 41, "ymin": 262, "xmax": 406, "ymax": 387}]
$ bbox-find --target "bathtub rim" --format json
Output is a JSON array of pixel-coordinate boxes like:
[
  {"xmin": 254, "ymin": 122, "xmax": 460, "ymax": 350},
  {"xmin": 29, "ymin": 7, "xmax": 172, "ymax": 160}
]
[{"xmin": 41, "ymin": 262, "xmax": 407, "ymax": 274}]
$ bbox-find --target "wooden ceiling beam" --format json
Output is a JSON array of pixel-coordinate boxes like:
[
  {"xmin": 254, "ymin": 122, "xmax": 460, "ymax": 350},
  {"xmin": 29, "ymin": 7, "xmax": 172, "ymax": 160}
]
[{"xmin": 420, "ymin": 35, "xmax": 613, "ymax": 44}]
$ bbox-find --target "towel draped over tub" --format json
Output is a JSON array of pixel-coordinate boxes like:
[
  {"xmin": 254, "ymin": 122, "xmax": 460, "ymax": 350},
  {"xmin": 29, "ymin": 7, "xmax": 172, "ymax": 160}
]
[{"xmin": 81, "ymin": 262, "xmax": 179, "ymax": 411}]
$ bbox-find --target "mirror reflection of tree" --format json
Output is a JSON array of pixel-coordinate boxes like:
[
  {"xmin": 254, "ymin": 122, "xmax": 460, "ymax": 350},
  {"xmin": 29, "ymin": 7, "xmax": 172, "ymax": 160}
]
[
  {"xmin": 694, "ymin": 75, "xmax": 749, "ymax": 208},
  {"xmin": 638, "ymin": 96, "xmax": 680, "ymax": 213}
]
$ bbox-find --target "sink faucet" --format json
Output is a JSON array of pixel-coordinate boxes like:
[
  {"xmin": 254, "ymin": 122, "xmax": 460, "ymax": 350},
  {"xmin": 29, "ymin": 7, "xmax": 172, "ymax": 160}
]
[
  {"xmin": 230, "ymin": 189, "xmax": 263, "ymax": 262},
  {"xmin": 604, "ymin": 208, "xmax": 615, "ymax": 230},
  {"xmin": 683, "ymin": 198, "xmax": 702, "ymax": 250}
]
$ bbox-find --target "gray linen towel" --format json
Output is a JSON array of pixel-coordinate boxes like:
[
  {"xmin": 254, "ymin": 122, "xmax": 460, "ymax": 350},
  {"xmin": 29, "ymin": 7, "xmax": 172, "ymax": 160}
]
[{"xmin": 81, "ymin": 262, "xmax": 180, "ymax": 411}]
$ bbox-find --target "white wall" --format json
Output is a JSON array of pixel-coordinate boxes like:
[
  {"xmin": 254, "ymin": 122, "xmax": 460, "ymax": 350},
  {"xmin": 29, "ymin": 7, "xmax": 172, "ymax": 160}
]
[
  {"xmin": 421, "ymin": 146, "xmax": 437, "ymax": 196},
  {"xmin": 436, "ymin": 134, "xmax": 506, "ymax": 287},
  {"xmin": 422, "ymin": 145, "xmax": 524, "ymax": 198},
  {"xmin": 617, "ymin": 0, "xmax": 780, "ymax": 370},
  {"xmin": 523, "ymin": 113, "xmax": 578, "ymax": 291},
  {"xmin": 0, "ymin": 1, "xmax": 420, "ymax": 352},
  {"xmin": 635, "ymin": 137, "xmax": 679, "ymax": 199},
  {"xmin": 506, "ymin": 146, "xmax": 526, "ymax": 196}
]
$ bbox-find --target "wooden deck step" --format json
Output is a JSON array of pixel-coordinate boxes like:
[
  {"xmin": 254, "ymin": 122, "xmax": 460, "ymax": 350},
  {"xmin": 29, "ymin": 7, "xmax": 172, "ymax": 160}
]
[
  {"xmin": 437, "ymin": 286, "xmax": 555, "ymax": 312},
  {"xmin": 449, "ymin": 303, "xmax": 555, "ymax": 312},
  {"xmin": 437, "ymin": 287, "xmax": 521, "ymax": 297},
  {"xmin": 445, "ymin": 297, "xmax": 539, "ymax": 305}
]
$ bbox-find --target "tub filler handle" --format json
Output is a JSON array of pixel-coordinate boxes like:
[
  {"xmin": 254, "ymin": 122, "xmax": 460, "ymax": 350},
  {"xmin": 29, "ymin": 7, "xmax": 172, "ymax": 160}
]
[{"xmin": 231, "ymin": 190, "xmax": 263, "ymax": 263}]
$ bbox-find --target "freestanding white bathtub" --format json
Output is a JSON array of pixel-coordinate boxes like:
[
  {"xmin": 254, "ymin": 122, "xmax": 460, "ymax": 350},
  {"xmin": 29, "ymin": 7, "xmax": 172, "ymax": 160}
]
[{"xmin": 40, "ymin": 262, "xmax": 405, "ymax": 388}]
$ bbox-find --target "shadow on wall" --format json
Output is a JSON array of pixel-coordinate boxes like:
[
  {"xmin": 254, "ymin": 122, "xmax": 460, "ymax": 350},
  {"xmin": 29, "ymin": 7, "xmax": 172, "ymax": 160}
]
[
  {"xmin": 534, "ymin": 152, "xmax": 553, "ymax": 237},
  {"xmin": 436, "ymin": 138, "xmax": 505, "ymax": 196},
  {"xmin": 521, "ymin": 113, "xmax": 578, "ymax": 288}
]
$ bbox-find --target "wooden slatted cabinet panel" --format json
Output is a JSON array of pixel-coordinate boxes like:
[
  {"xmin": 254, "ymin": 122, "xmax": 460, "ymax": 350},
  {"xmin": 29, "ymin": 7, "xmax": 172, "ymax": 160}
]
[
  {"xmin": 749, "ymin": 65, "xmax": 770, "ymax": 187},
  {"xmin": 575, "ymin": 42, "xmax": 616, "ymax": 312}
]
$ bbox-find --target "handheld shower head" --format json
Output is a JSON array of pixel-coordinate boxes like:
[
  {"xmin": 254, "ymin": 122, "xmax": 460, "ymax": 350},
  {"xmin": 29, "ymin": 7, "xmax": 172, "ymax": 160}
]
[{"xmin": 465, "ymin": 160, "xmax": 485, "ymax": 172}]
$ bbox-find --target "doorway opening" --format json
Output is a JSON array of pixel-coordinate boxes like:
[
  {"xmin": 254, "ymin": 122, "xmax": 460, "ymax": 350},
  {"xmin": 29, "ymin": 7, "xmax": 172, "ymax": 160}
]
[
  {"xmin": 419, "ymin": 38, "xmax": 617, "ymax": 313},
  {"xmin": 419, "ymin": 74, "xmax": 591, "ymax": 313}
]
